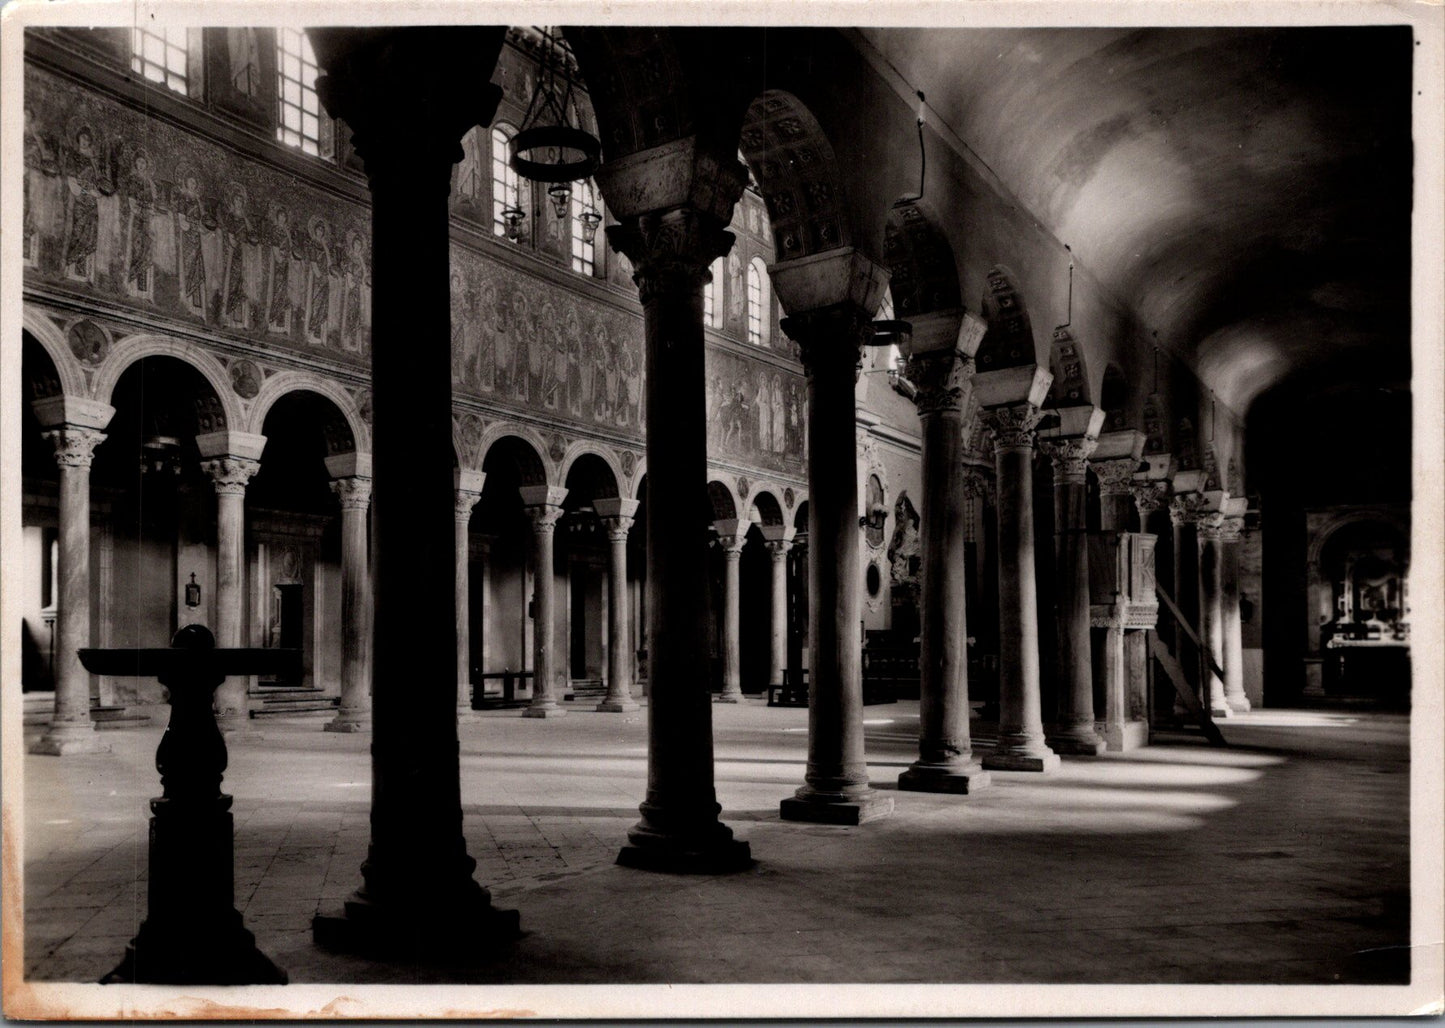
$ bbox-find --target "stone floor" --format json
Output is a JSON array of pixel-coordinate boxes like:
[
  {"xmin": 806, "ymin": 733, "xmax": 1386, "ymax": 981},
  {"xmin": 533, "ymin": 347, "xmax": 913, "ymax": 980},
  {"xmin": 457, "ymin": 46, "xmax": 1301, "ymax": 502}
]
[{"xmin": 20, "ymin": 699, "xmax": 1412, "ymax": 993}]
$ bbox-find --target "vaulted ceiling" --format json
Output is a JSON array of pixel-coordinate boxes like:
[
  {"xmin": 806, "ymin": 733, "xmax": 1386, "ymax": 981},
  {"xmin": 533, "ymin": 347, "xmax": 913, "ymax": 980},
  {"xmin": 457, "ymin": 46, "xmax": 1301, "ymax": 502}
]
[{"xmin": 861, "ymin": 26, "xmax": 1413, "ymax": 413}]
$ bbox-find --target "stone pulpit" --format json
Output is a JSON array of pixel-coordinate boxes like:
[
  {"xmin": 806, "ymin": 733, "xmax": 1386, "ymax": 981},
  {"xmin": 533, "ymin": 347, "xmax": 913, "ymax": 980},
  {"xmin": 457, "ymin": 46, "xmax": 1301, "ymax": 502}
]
[
  {"xmin": 78, "ymin": 625, "xmax": 294, "ymax": 984},
  {"xmin": 1088, "ymin": 531, "xmax": 1159, "ymax": 750}
]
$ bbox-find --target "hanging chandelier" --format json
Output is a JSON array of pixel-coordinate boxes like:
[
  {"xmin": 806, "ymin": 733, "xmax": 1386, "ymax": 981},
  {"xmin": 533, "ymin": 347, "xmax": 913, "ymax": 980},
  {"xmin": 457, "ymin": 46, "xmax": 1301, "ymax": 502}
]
[{"xmin": 510, "ymin": 27, "xmax": 601, "ymax": 222}]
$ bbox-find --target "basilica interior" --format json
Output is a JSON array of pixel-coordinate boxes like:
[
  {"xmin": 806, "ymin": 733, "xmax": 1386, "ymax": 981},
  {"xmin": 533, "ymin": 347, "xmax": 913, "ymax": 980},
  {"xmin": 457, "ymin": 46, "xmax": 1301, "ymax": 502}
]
[{"xmin": 6, "ymin": 15, "xmax": 1433, "ymax": 1014}]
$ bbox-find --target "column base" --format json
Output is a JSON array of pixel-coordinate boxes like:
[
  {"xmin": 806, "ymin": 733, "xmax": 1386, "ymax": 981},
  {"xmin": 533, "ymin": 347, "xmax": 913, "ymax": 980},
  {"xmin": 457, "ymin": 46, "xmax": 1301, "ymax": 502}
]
[
  {"xmin": 596, "ymin": 697, "xmax": 640, "ymax": 713},
  {"xmin": 102, "ymin": 908, "xmax": 287, "ymax": 985},
  {"xmin": 522, "ymin": 703, "xmax": 566, "ymax": 719},
  {"xmin": 324, "ymin": 713, "xmax": 371, "ymax": 734},
  {"xmin": 780, "ymin": 787, "xmax": 893, "ymax": 825},
  {"xmin": 1226, "ymin": 694, "xmax": 1252, "ymax": 713},
  {"xmin": 898, "ymin": 762, "xmax": 992, "ymax": 794},
  {"xmin": 313, "ymin": 887, "xmax": 520, "ymax": 961},
  {"xmin": 30, "ymin": 721, "xmax": 110, "ymax": 756},
  {"xmin": 616, "ymin": 813, "xmax": 754, "ymax": 874},
  {"xmin": 982, "ymin": 747, "xmax": 1061, "ymax": 773},
  {"xmin": 1047, "ymin": 727, "xmax": 1108, "ymax": 756},
  {"xmin": 714, "ymin": 690, "xmax": 744, "ymax": 704},
  {"xmin": 1100, "ymin": 720, "xmax": 1150, "ymax": 752},
  {"xmin": 1210, "ymin": 705, "xmax": 1233, "ymax": 719}
]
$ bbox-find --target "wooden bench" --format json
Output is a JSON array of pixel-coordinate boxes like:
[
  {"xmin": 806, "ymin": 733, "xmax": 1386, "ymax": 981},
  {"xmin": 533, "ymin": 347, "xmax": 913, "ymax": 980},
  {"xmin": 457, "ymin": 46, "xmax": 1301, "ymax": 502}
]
[
  {"xmin": 767, "ymin": 669, "xmax": 809, "ymax": 707},
  {"xmin": 472, "ymin": 670, "xmax": 533, "ymax": 709}
]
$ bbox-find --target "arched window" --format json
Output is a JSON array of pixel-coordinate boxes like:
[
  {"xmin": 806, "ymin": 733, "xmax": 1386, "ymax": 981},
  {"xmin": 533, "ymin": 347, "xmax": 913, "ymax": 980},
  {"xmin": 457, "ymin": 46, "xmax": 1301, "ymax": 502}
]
[
  {"xmin": 704, "ymin": 258, "xmax": 724, "ymax": 329},
  {"xmin": 276, "ymin": 29, "xmax": 331, "ymax": 158},
  {"xmin": 491, "ymin": 125, "xmax": 523, "ymax": 239},
  {"xmin": 132, "ymin": 26, "xmax": 193, "ymax": 97},
  {"xmin": 570, "ymin": 179, "xmax": 599, "ymax": 276},
  {"xmin": 747, "ymin": 257, "xmax": 770, "ymax": 347}
]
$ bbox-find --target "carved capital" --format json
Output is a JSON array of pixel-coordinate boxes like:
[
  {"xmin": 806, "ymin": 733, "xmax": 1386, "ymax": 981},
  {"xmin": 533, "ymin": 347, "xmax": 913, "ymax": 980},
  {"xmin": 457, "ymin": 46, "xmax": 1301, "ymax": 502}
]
[
  {"xmin": 1196, "ymin": 511, "xmax": 1227, "ymax": 540},
  {"xmin": 1092, "ymin": 458, "xmax": 1139, "ymax": 498},
  {"xmin": 765, "ymin": 538, "xmax": 793, "ymax": 560},
  {"xmin": 525, "ymin": 503, "xmax": 565, "ymax": 534},
  {"xmin": 311, "ymin": 28, "xmax": 506, "ymax": 192},
  {"xmin": 1040, "ymin": 436, "xmax": 1099, "ymax": 480},
  {"xmin": 1219, "ymin": 515, "xmax": 1246, "ymax": 543},
  {"xmin": 605, "ymin": 207, "xmax": 735, "ymax": 306},
  {"xmin": 960, "ymin": 466, "xmax": 995, "ymax": 506},
  {"xmin": 332, "ymin": 475, "xmax": 373, "ymax": 511},
  {"xmin": 781, "ymin": 304, "xmax": 874, "ymax": 380},
  {"xmin": 44, "ymin": 426, "xmax": 107, "ymax": 470},
  {"xmin": 979, "ymin": 403, "xmax": 1044, "ymax": 450},
  {"xmin": 1131, "ymin": 481, "xmax": 1170, "ymax": 518},
  {"xmin": 903, "ymin": 347, "xmax": 971, "ymax": 417},
  {"xmin": 454, "ymin": 489, "xmax": 482, "ymax": 521},
  {"xmin": 1168, "ymin": 492, "xmax": 1210, "ymax": 527},
  {"xmin": 201, "ymin": 456, "xmax": 261, "ymax": 495},
  {"xmin": 601, "ymin": 516, "xmax": 635, "ymax": 544}
]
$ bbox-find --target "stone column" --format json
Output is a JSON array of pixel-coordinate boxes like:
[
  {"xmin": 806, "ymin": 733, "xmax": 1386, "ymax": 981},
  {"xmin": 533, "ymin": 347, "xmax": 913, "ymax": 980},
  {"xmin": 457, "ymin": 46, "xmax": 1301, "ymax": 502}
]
[
  {"xmin": 32, "ymin": 409, "xmax": 112, "ymax": 756},
  {"xmin": 761, "ymin": 527, "xmax": 794, "ymax": 691},
  {"xmin": 454, "ymin": 470, "xmax": 485, "ymax": 718},
  {"xmin": 1040, "ymin": 428, "xmax": 1108, "ymax": 756},
  {"xmin": 769, "ymin": 256, "xmax": 893, "ymax": 823},
  {"xmin": 1197, "ymin": 511, "xmax": 1232, "ymax": 718},
  {"xmin": 1168, "ymin": 490, "xmax": 1208, "ymax": 713},
  {"xmin": 325, "ymin": 471, "xmax": 373, "ymax": 733},
  {"xmin": 1131, "ymin": 480, "xmax": 1170, "ymax": 534},
  {"xmin": 973, "ymin": 366, "xmax": 1060, "ymax": 772},
  {"xmin": 712, "ymin": 518, "xmax": 753, "ymax": 703},
  {"xmin": 520, "ymin": 485, "xmax": 567, "ymax": 718},
  {"xmin": 898, "ymin": 314, "xmax": 991, "ymax": 794},
  {"xmin": 1220, "ymin": 514, "xmax": 1251, "ymax": 712},
  {"xmin": 595, "ymin": 497, "xmax": 640, "ymax": 712},
  {"xmin": 308, "ymin": 26, "xmax": 517, "ymax": 951},
  {"xmin": 599, "ymin": 142, "xmax": 751, "ymax": 871},
  {"xmin": 199, "ymin": 453, "xmax": 263, "ymax": 731},
  {"xmin": 1094, "ymin": 459, "xmax": 1139, "ymax": 534}
]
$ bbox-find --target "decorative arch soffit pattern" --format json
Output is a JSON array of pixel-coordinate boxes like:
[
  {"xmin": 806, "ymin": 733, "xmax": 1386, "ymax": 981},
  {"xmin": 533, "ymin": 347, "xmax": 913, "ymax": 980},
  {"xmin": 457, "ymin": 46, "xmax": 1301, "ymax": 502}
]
[
  {"xmin": 246, "ymin": 370, "xmax": 369, "ymax": 453},
  {"xmin": 975, "ymin": 265, "xmax": 1037, "ymax": 373},
  {"xmin": 565, "ymin": 28, "xmax": 696, "ymax": 162},
  {"xmin": 1045, "ymin": 326, "xmax": 1092, "ymax": 409},
  {"xmin": 22, "ymin": 307, "xmax": 88, "ymax": 399},
  {"xmin": 739, "ymin": 90, "xmax": 851, "ymax": 262},
  {"xmin": 94, "ymin": 334, "xmax": 245, "ymax": 431},
  {"xmin": 882, "ymin": 199, "xmax": 961, "ymax": 318}
]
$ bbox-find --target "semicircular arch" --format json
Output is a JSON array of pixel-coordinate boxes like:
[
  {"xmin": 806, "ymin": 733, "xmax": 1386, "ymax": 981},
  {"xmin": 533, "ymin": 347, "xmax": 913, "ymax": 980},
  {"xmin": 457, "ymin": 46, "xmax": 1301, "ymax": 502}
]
[
  {"xmin": 247, "ymin": 370, "xmax": 369, "ymax": 452},
  {"xmin": 560, "ymin": 443, "xmax": 624, "ymax": 498},
  {"xmin": 93, "ymin": 333, "xmax": 243, "ymax": 430},
  {"xmin": 22, "ymin": 308, "xmax": 88, "ymax": 399}
]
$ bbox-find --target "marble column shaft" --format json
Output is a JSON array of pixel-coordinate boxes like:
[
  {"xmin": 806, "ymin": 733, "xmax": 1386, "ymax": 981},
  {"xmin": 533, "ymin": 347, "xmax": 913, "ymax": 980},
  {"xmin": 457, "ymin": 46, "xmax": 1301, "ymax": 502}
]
[
  {"xmin": 1197, "ymin": 512, "xmax": 1231, "ymax": 717},
  {"xmin": 326, "ymin": 476, "xmax": 373, "ymax": 732},
  {"xmin": 454, "ymin": 488, "xmax": 482, "ymax": 715},
  {"xmin": 714, "ymin": 521, "xmax": 751, "ymax": 703},
  {"xmin": 1220, "ymin": 516, "xmax": 1250, "ymax": 712},
  {"xmin": 521, "ymin": 490, "xmax": 566, "ymax": 718},
  {"xmin": 33, "ymin": 426, "xmax": 109, "ymax": 755},
  {"xmin": 900, "ymin": 347, "xmax": 989, "ymax": 793},
  {"xmin": 766, "ymin": 539, "xmax": 791, "ymax": 688},
  {"xmin": 980, "ymin": 404, "xmax": 1059, "ymax": 772},
  {"xmin": 1041, "ymin": 437, "xmax": 1106, "ymax": 755},
  {"xmin": 201, "ymin": 456, "xmax": 261, "ymax": 730},
  {"xmin": 597, "ymin": 500, "xmax": 640, "ymax": 713},
  {"xmin": 308, "ymin": 26, "xmax": 515, "ymax": 949},
  {"xmin": 779, "ymin": 305, "xmax": 892, "ymax": 823},
  {"xmin": 603, "ymin": 200, "xmax": 750, "ymax": 870}
]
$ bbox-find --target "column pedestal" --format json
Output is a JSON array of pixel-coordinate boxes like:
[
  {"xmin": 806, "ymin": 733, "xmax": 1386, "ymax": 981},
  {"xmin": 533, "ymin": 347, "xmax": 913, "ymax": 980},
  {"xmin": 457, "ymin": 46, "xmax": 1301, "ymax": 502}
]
[
  {"xmin": 977, "ymin": 395, "xmax": 1059, "ymax": 774},
  {"xmin": 33, "ymin": 422, "xmax": 110, "ymax": 756},
  {"xmin": 713, "ymin": 519, "xmax": 752, "ymax": 703},
  {"xmin": 897, "ymin": 331, "xmax": 990, "ymax": 794},
  {"xmin": 774, "ymin": 297, "xmax": 893, "ymax": 825},
  {"xmin": 596, "ymin": 498, "xmax": 641, "ymax": 712},
  {"xmin": 601, "ymin": 186, "xmax": 752, "ymax": 871},
  {"xmin": 326, "ymin": 472, "xmax": 373, "ymax": 733}
]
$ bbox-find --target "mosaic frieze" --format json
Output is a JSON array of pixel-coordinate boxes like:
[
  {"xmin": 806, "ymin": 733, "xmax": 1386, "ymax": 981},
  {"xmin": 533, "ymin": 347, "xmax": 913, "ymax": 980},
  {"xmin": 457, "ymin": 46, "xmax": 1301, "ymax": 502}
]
[
  {"xmin": 704, "ymin": 348, "xmax": 807, "ymax": 473},
  {"xmin": 23, "ymin": 66, "xmax": 371, "ymax": 361}
]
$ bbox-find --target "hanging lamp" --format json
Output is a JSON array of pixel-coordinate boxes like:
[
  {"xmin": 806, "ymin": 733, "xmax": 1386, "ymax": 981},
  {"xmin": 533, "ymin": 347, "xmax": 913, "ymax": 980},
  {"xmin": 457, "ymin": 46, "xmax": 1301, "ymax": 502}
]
[{"xmin": 510, "ymin": 27, "xmax": 601, "ymax": 221}]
